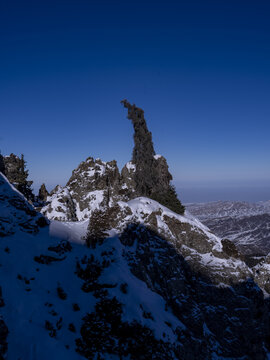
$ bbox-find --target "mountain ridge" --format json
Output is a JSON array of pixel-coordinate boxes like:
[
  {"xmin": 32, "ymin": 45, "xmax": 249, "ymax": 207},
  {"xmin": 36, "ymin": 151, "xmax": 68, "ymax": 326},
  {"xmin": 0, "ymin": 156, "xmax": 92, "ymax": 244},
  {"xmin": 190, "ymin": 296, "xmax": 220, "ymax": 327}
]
[
  {"xmin": 1, "ymin": 101, "xmax": 270, "ymax": 358},
  {"xmin": 2, "ymin": 172, "xmax": 270, "ymax": 359}
]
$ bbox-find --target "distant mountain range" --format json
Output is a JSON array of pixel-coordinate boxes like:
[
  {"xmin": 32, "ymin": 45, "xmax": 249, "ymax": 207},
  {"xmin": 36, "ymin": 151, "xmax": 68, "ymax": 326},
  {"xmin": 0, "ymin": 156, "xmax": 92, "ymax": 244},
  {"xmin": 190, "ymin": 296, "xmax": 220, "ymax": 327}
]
[{"xmin": 186, "ymin": 200, "xmax": 270, "ymax": 255}]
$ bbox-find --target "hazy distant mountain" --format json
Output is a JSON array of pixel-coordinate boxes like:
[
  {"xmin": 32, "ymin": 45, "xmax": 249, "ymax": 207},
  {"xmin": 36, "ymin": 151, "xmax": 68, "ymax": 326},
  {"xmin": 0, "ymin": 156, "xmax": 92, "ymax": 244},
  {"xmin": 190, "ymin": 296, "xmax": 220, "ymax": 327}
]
[{"xmin": 186, "ymin": 201, "xmax": 270, "ymax": 255}]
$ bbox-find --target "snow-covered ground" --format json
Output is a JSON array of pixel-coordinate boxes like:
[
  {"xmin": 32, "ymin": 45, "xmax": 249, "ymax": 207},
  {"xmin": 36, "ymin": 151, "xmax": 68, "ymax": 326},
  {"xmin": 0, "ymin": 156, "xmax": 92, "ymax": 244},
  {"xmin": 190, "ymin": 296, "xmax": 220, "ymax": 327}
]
[
  {"xmin": 2, "ymin": 173, "xmax": 270, "ymax": 359},
  {"xmin": 186, "ymin": 201, "xmax": 270, "ymax": 255}
]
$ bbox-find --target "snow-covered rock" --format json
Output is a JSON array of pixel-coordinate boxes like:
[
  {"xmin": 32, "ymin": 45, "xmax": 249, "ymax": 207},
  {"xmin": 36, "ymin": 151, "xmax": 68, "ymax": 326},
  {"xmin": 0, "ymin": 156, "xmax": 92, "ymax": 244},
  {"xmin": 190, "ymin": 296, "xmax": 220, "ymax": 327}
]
[
  {"xmin": 41, "ymin": 185, "xmax": 77, "ymax": 222},
  {"xmin": 0, "ymin": 172, "xmax": 47, "ymax": 237},
  {"xmin": 42, "ymin": 158, "xmax": 124, "ymax": 221},
  {"xmin": 2, "ymin": 173, "xmax": 270, "ymax": 359}
]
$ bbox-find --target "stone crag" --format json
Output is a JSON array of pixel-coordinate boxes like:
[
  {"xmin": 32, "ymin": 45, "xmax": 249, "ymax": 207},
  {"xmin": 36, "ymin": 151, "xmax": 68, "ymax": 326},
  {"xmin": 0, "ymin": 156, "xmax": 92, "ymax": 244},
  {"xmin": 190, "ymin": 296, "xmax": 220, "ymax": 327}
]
[
  {"xmin": 38, "ymin": 183, "xmax": 49, "ymax": 202},
  {"xmin": 42, "ymin": 101, "xmax": 185, "ymax": 220},
  {"xmin": 1, "ymin": 153, "xmax": 34, "ymax": 202},
  {"xmin": 121, "ymin": 99, "xmax": 184, "ymax": 214}
]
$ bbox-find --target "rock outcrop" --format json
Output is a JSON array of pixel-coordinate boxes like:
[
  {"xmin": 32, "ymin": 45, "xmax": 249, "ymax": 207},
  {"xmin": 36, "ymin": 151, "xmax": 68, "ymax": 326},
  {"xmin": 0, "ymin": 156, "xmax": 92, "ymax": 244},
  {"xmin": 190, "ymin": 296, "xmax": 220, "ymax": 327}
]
[
  {"xmin": 42, "ymin": 101, "xmax": 184, "ymax": 220},
  {"xmin": 42, "ymin": 185, "xmax": 78, "ymax": 222},
  {"xmin": 42, "ymin": 158, "xmax": 125, "ymax": 221},
  {"xmin": 0, "ymin": 173, "xmax": 48, "ymax": 237},
  {"xmin": 0, "ymin": 154, "xmax": 5, "ymax": 174},
  {"xmin": 2, "ymin": 153, "xmax": 34, "ymax": 201},
  {"xmin": 121, "ymin": 100, "xmax": 184, "ymax": 214},
  {"xmin": 38, "ymin": 183, "xmax": 49, "ymax": 202}
]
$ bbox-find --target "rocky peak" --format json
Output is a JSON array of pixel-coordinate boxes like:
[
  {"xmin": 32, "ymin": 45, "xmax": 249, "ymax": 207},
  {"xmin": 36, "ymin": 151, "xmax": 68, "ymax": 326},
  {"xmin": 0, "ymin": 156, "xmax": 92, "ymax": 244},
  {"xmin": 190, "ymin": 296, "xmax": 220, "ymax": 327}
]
[
  {"xmin": 121, "ymin": 100, "xmax": 184, "ymax": 214},
  {"xmin": 67, "ymin": 157, "xmax": 120, "ymax": 195},
  {"xmin": 41, "ymin": 100, "xmax": 185, "ymax": 220},
  {"xmin": 38, "ymin": 183, "xmax": 49, "ymax": 202}
]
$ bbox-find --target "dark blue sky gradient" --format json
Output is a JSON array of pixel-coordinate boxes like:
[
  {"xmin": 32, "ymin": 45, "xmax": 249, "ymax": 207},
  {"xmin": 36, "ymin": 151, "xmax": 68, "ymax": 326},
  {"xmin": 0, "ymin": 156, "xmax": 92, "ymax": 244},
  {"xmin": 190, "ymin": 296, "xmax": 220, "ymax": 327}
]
[{"xmin": 0, "ymin": 1, "xmax": 269, "ymax": 202}]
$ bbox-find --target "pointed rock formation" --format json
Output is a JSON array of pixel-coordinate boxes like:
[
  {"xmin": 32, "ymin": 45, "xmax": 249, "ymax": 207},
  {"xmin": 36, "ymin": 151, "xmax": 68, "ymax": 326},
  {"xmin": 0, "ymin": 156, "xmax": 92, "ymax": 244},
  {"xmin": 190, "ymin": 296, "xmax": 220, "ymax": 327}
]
[
  {"xmin": 38, "ymin": 183, "xmax": 49, "ymax": 202},
  {"xmin": 121, "ymin": 99, "xmax": 184, "ymax": 214},
  {"xmin": 42, "ymin": 100, "xmax": 184, "ymax": 220}
]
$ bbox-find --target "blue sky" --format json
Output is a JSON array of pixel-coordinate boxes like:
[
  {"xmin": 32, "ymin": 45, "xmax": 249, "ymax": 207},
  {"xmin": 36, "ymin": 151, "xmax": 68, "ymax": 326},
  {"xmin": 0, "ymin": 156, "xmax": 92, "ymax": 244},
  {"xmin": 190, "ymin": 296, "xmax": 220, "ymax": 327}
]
[{"xmin": 0, "ymin": 0, "xmax": 269, "ymax": 202}]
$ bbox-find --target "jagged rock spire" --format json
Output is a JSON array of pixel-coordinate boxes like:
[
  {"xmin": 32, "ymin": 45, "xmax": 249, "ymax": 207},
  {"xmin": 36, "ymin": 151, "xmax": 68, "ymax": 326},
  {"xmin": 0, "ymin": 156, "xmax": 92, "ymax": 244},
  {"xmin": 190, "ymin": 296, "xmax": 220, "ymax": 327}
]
[
  {"xmin": 121, "ymin": 99, "xmax": 157, "ymax": 197},
  {"xmin": 121, "ymin": 99, "xmax": 155, "ymax": 163},
  {"xmin": 121, "ymin": 100, "xmax": 185, "ymax": 214},
  {"xmin": 38, "ymin": 183, "xmax": 49, "ymax": 202}
]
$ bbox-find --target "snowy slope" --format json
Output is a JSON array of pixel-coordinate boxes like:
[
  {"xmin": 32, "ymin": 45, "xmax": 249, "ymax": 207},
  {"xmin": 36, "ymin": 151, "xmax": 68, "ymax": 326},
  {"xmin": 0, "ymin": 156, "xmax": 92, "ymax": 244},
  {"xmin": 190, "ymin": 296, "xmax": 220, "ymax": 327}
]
[
  {"xmin": 187, "ymin": 201, "xmax": 270, "ymax": 255},
  {"xmin": 2, "ymin": 174, "xmax": 270, "ymax": 359},
  {"xmin": 0, "ymin": 172, "xmax": 47, "ymax": 236}
]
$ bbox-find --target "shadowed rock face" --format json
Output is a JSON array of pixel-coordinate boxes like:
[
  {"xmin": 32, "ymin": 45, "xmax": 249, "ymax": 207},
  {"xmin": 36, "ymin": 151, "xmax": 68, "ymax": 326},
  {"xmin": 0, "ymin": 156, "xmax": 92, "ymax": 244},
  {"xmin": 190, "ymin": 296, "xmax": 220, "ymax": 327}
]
[
  {"xmin": 81, "ymin": 218, "xmax": 270, "ymax": 359},
  {"xmin": 121, "ymin": 100, "xmax": 184, "ymax": 214},
  {"xmin": 121, "ymin": 100, "xmax": 156, "ymax": 197},
  {"xmin": 38, "ymin": 183, "xmax": 49, "ymax": 202},
  {"xmin": 0, "ymin": 173, "xmax": 48, "ymax": 237},
  {"xmin": 121, "ymin": 99, "xmax": 167, "ymax": 197},
  {"xmin": 2, "ymin": 153, "xmax": 34, "ymax": 201},
  {"xmin": 0, "ymin": 154, "xmax": 5, "ymax": 174},
  {"xmin": 0, "ymin": 317, "xmax": 8, "ymax": 359},
  {"xmin": 121, "ymin": 100, "xmax": 155, "ymax": 164}
]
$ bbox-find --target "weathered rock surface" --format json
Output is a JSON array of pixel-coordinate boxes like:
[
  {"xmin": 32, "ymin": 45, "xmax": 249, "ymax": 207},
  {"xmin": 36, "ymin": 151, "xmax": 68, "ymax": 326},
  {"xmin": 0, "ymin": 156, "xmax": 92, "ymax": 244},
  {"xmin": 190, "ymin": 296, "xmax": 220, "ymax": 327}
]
[
  {"xmin": 38, "ymin": 183, "xmax": 49, "ymax": 202},
  {"xmin": 41, "ymin": 101, "xmax": 184, "ymax": 220},
  {"xmin": 86, "ymin": 198, "xmax": 253, "ymax": 287},
  {"xmin": 42, "ymin": 158, "xmax": 124, "ymax": 221},
  {"xmin": 78, "ymin": 197, "xmax": 270, "ymax": 359},
  {"xmin": 1, "ymin": 153, "xmax": 34, "ymax": 201},
  {"xmin": 0, "ymin": 173, "xmax": 48, "ymax": 237},
  {"xmin": 42, "ymin": 185, "xmax": 78, "ymax": 221},
  {"xmin": 121, "ymin": 100, "xmax": 184, "ymax": 214}
]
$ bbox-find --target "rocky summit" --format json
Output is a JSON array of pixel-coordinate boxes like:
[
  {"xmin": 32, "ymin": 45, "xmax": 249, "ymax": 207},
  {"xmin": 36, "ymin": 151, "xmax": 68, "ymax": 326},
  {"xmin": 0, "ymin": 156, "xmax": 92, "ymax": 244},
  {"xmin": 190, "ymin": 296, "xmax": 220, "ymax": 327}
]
[
  {"xmin": 1, "ymin": 101, "xmax": 270, "ymax": 359},
  {"xmin": 41, "ymin": 100, "xmax": 184, "ymax": 222}
]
